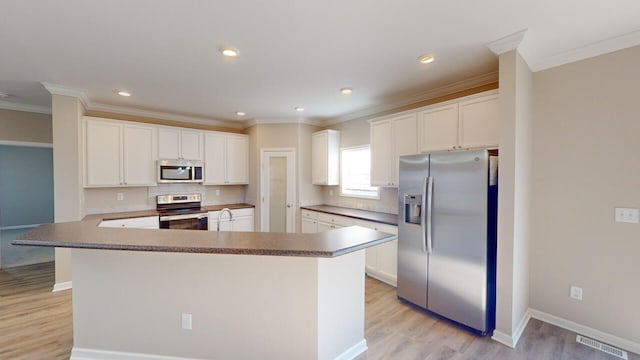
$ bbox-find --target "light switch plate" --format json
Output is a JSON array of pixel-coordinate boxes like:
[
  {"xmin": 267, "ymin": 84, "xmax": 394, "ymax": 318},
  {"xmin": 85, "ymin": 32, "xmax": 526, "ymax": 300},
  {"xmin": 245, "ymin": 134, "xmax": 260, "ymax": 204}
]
[
  {"xmin": 615, "ymin": 208, "xmax": 639, "ymax": 223},
  {"xmin": 181, "ymin": 313, "xmax": 192, "ymax": 330},
  {"xmin": 570, "ymin": 286, "xmax": 583, "ymax": 301}
]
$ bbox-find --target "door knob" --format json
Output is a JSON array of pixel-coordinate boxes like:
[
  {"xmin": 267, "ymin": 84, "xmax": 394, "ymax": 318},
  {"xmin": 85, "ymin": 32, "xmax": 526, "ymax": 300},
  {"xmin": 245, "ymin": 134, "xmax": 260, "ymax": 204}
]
[{"xmin": 286, "ymin": 204, "xmax": 292, "ymax": 208}]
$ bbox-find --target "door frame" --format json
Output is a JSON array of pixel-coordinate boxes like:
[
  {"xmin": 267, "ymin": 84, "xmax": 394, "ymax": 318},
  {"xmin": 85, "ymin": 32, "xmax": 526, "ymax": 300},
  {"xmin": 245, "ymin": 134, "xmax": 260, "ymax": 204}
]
[{"xmin": 260, "ymin": 148, "xmax": 296, "ymax": 232}]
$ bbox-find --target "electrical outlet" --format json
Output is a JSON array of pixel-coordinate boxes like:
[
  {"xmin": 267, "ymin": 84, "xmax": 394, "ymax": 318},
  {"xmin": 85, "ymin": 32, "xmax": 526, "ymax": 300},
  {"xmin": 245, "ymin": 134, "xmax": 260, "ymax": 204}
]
[
  {"xmin": 116, "ymin": 192, "xmax": 124, "ymax": 201},
  {"xmin": 570, "ymin": 286, "xmax": 583, "ymax": 301},
  {"xmin": 329, "ymin": 189, "xmax": 334, "ymax": 196},
  {"xmin": 614, "ymin": 207, "xmax": 639, "ymax": 223},
  {"xmin": 181, "ymin": 313, "xmax": 192, "ymax": 330},
  {"xmin": 215, "ymin": 189, "xmax": 220, "ymax": 196}
]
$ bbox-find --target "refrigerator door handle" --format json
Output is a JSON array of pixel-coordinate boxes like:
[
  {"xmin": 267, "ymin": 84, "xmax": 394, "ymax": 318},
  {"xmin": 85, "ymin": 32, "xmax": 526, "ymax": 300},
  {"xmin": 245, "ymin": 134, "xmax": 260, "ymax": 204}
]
[
  {"xmin": 426, "ymin": 175, "xmax": 434, "ymax": 254},
  {"xmin": 420, "ymin": 177, "xmax": 428, "ymax": 253}
]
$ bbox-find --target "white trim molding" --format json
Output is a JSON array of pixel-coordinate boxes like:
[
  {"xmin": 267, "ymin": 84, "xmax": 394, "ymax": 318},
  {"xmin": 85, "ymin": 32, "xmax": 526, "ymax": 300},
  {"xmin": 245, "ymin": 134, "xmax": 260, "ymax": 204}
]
[
  {"xmin": 70, "ymin": 348, "xmax": 202, "ymax": 360},
  {"xmin": 334, "ymin": 339, "xmax": 368, "ymax": 360},
  {"xmin": 87, "ymin": 102, "xmax": 243, "ymax": 129},
  {"xmin": 0, "ymin": 140, "xmax": 53, "ymax": 148},
  {"xmin": 529, "ymin": 309, "xmax": 640, "ymax": 356},
  {"xmin": 486, "ymin": 29, "xmax": 528, "ymax": 56},
  {"xmin": 0, "ymin": 100, "xmax": 52, "ymax": 114},
  {"xmin": 52, "ymin": 281, "xmax": 72, "ymax": 292},
  {"xmin": 529, "ymin": 29, "xmax": 640, "ymax": 72},
  {"xmin": 72, "ymin": 341, "xmax": 368, "ymax": 360},
  {"xmin": 491, "ymin": 309, "xmax": 533, "ymax": 348},
  {"xmin": 41, "ymin": 82, "xmax": 90, "ymax": 108},
  {"xmin": 324, "ymin": 71, "xmax": 498, "ymax": 126}
]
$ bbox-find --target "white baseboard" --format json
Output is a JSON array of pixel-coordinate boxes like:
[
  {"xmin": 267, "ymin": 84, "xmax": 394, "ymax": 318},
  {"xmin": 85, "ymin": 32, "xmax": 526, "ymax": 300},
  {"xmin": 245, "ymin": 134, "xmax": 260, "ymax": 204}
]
[
  {"xmin": 492, "ymin": 309, "xmax": 532, "ymax": 348},
  {"xmin": 529, "ymin": 309, "xmax": 640, "ymax": 355},
  {"xmin": 71, "ymin": 347, "xmax": 204, "ymax": 360},
  {"xmin": 365, "ymin": 271, "xmax": 397, "ymax": 287},
  {"xmin": 72, "ymin": 341, "xmax": 368, "ymax": 360},
  {"xmin": 52, "ymin": 281, "xmax": 72, "ymax": 292},
  {"xmin": 334, "ymin": 339, "xmax": 368, "ymax": 360}
]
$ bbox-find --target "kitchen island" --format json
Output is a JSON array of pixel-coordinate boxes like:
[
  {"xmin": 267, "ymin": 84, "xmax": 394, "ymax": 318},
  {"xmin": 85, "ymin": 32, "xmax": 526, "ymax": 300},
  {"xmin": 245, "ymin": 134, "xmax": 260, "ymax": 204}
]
[{"xmin": 15, "ymin": 218, "xmax": 396, "ymax": 360}]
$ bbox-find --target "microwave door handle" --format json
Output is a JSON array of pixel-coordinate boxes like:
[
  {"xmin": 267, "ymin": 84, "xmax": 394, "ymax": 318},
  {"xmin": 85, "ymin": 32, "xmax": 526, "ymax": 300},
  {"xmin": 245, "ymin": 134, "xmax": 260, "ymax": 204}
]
[{"xmin": 426, "ymin": 176, "xmax": 434, "ymax": 254}]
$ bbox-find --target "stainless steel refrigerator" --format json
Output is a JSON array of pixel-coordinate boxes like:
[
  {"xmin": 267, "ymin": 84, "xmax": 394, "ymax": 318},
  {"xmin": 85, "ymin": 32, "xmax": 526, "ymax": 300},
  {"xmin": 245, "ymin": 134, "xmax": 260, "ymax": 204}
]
[{"xmin": 397, "ymin": 149, "xmax": 498, "ymax": 335}]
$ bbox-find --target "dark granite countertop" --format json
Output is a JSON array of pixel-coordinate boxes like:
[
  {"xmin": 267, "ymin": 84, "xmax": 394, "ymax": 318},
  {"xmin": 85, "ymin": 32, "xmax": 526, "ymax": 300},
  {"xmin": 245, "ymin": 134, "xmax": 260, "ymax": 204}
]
[
  {"xmin": 85, "ymin": 203, "xmax": 255, "ymax": 221},
  {"xmin": 301, "ymin": 205, "xmax": 398, "ymax": 226},
  {"xmin": 13, "ymin": 216, "xmax": 395, "ymax": 258}
]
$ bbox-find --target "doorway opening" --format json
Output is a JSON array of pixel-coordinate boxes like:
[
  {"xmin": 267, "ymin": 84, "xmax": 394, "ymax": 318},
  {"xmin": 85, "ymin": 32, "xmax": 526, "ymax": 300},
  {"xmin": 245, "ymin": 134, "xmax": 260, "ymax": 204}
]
[{"xmin": 0, "ymin": 143, "xmax": 54, "ymax": 269}]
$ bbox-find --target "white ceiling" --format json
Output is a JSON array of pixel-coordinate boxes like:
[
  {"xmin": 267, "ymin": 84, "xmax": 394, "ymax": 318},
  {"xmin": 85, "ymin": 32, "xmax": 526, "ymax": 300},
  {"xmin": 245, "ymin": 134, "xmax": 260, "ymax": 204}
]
[{"xmin": 1, "ymin": 0, "xmax": 639, "ymax": 127}]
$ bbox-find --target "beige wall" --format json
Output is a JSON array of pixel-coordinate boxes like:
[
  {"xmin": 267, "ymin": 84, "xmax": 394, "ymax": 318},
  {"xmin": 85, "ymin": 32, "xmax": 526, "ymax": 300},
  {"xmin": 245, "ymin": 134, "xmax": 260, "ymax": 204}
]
[
  {"xmin": 247, "ymin": 123, "xmax": 324, "ymax": 232},
  {"xmin": 0, "ymin": 109, "xmax": 52, "ymax": 143},
  {"xmin": 71, "ymin": 248, "xmax": 365, "ymax": 359},
  {"xmin": 530, "ymin": 46, "xmax": 640, "ymax": 345},
  {"xmin": 493, "ymin": 50, "xmax": 533, "ymax": 343},
  {"xmin": 51, "ymin": 94, "xmax": 85, "ymax": 286}
]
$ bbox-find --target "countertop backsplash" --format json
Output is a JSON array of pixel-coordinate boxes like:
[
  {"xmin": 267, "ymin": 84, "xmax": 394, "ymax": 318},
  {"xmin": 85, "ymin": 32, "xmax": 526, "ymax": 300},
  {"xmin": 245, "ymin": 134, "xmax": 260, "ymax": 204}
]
[
  {"xmin": 322, "ymin": 186, "xmax": 398, "ymax": 215},
  {"xmin": 85, "ymin": 184, "xmax": 247, "ymax": 215}
]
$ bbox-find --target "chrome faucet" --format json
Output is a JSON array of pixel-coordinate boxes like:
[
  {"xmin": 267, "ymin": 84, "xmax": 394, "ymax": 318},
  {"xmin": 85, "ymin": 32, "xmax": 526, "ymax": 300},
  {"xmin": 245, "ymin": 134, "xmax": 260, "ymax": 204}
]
[{"xmin": 217, "ymin": 208, "xmax": 233, "ymax": 232}]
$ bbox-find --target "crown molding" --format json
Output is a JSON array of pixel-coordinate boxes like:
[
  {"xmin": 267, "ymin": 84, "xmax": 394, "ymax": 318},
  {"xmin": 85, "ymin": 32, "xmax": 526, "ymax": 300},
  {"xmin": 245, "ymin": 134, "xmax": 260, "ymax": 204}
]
[
  {"xmin": 528, "ymin": 29, "xmax": 640, "ymax": 72},
  {"xmin": 41, "ymin": 82, "xmax": 89, "ymax": 107},
  {"xmin": 324, "ymin": 71, "xmax": 499, "ymax": 126},
  {"xmin": 486, "ymin": 29, "xmax": 528, "ymax": 55},
  {"xmin": 39, "ymin": 82, "xmax": 243, "ymax": 129},
  {"xmin": 0, "ymin": 100, "xmax": 51, "ymax": 114},
  {"xmin": 86, "ymin": 102, "xmax": 244, "ymax": 129},
  {"xmin": 243, "ymin": 116, "xmax": 323, "ymax": 128}
]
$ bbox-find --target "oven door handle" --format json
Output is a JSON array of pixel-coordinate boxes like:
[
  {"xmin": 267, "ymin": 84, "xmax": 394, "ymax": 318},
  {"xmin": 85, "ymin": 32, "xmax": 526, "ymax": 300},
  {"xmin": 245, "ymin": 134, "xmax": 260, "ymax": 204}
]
[{"xmin": 159, "ymin": 213, "xmax": 208, "ymax": 221}]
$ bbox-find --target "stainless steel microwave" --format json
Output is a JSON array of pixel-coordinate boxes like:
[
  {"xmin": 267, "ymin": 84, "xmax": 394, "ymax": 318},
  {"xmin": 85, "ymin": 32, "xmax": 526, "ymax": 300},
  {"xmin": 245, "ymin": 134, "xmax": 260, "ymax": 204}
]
[{"xmin": 157, "ymin": 159, "xmax": 203, "ymax": 183}]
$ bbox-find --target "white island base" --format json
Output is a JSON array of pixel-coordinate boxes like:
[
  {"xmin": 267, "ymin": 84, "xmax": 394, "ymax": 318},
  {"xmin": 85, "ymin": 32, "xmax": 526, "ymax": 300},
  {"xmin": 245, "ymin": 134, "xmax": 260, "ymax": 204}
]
[{"xmin": 69, "ymin": 248, "xmax": 367, "ymax": 360}]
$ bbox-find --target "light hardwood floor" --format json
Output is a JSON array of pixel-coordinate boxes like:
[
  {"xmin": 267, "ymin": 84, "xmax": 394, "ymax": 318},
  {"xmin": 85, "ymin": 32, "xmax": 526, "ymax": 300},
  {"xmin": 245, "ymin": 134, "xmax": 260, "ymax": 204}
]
[{"xmin": 0, "ymin": 262, "xmax": 636, "ymax": 359}]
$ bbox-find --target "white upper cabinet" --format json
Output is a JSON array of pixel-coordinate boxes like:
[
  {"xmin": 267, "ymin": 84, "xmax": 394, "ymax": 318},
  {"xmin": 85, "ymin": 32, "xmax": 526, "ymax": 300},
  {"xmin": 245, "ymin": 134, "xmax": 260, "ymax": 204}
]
[
  {"xmin": 459, "ymin": 94, "xmax": 499, "ymax": 149},
  {"xmin": 158, "ymin": 127, "xmax": 204, "ymax": 161},
  {"xmin": 204, "ymin": 132, "xmax": 249, "ymax": 185},
  {"xmin": 417, "ymin": 104, "xmax": 459, "ymax": 153},
  {"xmin": 123, "ymin": 124, "xmax": 157, "ymax": 186},
  {"xmin": 311, "ymin": 129, "xmax": 340, "ymax": 185},
  {"xmin": 84, "ymin": 117, "xmax": 157, "ymax": 187},
  {"xmin": 418, "ymin": 92, "xmax": 499, "ymax": 152},
  {"xmin": 370, "ymin": 113, "xmax": 417, "ymax": 187}
]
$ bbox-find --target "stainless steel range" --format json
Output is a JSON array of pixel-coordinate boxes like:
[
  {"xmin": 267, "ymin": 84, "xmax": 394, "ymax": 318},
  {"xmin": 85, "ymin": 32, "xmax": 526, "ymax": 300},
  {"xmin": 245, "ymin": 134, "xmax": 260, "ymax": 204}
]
[{"xmin": 157, "ymin": 194, "xmax": 208, "ymax": 230}]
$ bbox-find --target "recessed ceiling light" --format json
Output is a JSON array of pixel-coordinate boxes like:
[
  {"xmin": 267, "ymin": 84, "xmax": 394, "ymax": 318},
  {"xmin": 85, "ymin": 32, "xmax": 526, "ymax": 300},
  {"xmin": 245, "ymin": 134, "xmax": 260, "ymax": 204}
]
[
  {"xmin": 117, "ymin": 91, "xmax": 131, "ymax": 97},
  {"xmin": 418, "ymin": 54, "xmax": 435, "ymax": 64},
  {"xmin": 295, "ymin": 107, "xmax": 305, "ymax": 112},
  {"xmin": 340, "ymin": 87, "xmax": 353, "ymax": 95},
  {"xmin": 220, "ymin": 48, "xmax": 239, "ymax": 57},
  {"xmin": 236, "ymin": 111, "xmax": 246, "ymax": 116}
]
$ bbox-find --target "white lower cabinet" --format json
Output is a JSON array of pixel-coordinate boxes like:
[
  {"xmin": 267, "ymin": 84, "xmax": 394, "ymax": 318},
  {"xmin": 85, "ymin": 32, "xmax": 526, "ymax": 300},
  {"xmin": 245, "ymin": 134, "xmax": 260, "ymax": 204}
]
[
  {"xmin": 208, "ymin": 208, "xmax": 254, "ymax": 232},
  {"xmin": 300, "ymin": 209, "xmax": 398, "ymax": 287},
  {"xmin": 353, "ymin": 220, "xmax": 398, "ymax": 287},
  {"xmin": 99, "ymin": 216, "xmax": 159, "ymax": 229},
  {"xmin": 301, "ymin": 210, "xmax": 319, "ymax": 233}
]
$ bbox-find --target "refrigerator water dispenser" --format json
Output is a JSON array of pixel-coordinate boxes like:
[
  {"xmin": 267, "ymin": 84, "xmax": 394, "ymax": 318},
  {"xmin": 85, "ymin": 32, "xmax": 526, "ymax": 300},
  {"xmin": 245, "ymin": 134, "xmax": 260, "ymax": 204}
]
[{"xmin": 404, "ymin": 194, "xmax": 422, "ymax": 224}]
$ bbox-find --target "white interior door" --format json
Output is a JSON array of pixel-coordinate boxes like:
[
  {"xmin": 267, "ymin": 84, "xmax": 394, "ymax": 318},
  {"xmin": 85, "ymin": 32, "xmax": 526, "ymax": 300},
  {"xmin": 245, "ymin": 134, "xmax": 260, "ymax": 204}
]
[{"xmin": 261, "ymin": 149, "xmax": 295, "ymax": 232}]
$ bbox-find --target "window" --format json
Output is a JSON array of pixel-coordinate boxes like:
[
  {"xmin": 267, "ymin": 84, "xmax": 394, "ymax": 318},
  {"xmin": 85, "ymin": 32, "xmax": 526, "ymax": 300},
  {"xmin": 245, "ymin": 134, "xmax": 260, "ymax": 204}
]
[{"xmin": 340, "ymin": 146, "xmax": 379, "ymax": 199}]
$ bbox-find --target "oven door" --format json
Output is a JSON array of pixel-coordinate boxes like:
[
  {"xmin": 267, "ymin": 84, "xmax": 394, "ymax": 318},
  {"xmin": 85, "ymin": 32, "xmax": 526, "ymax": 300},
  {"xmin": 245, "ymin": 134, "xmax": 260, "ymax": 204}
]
[{"xmin": 159, "ymin": 213, "xmax": 208, "ymax": 230}]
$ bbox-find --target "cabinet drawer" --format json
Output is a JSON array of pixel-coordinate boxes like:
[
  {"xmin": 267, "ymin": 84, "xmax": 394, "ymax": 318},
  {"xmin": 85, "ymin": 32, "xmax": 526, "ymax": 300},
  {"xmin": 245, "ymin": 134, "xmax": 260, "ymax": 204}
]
[
  {"xmin": 317, "ymin": 213, "xmax": 352, "ymax": 227},
  {"xmin": 99, "ymin": 216, "xmax": 159, "ymax": 229},
  {"xmin": 301, "ymin": 210, "xmax": 318, "ymax": 219}
]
